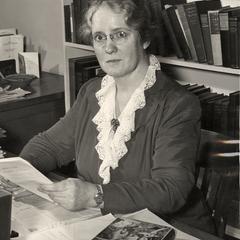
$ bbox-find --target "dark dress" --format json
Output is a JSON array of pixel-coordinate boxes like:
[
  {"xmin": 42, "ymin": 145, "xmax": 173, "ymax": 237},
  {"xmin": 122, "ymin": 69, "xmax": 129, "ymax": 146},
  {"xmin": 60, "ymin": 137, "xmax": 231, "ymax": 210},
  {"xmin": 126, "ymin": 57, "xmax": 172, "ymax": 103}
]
[{"xmin": 20, "ymin": 70, "xmax": 215, "ymax": 233}]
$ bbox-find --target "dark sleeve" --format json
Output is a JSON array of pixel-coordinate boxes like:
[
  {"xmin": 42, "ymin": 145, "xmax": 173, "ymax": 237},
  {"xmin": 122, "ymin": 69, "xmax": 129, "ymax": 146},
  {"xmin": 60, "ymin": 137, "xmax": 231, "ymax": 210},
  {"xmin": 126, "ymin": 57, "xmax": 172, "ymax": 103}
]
[
  {"xmin": 102, "ymin": 92, "xmax": 201, "ymax": 215},
  {"xmin": 20, "ymin": 85, "xmax": 88, "ymax": 173}
]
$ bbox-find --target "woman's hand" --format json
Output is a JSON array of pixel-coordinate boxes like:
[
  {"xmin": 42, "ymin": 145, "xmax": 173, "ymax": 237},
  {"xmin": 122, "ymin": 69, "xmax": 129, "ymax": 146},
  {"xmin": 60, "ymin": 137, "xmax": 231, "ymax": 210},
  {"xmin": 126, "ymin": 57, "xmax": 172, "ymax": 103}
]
[{"xmin": 38, "ymin": 178, "xmax": 97, "ymax": 211}]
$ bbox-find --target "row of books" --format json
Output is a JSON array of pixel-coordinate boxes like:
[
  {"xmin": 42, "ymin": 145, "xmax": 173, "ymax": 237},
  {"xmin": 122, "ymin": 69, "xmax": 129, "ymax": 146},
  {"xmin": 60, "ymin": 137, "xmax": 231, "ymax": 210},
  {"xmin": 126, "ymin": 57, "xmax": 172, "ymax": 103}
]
[
  {"xmin": 182, "ymin": 83, "xmax": 239, "ymax": 139},
  {"xmin": 64, "ymin": 0, "xmax": 88, "ymax": 44},
  {"xmin": 68, "ymin": 55, "xmax": 239, "ymax": 139},
  {"xmin": 63, "ymin": 0, "xmax": 240, "ymax": 69},
  {"xmin": 159, "ymin": 0, "xmax": 240, "ymax": 69}
]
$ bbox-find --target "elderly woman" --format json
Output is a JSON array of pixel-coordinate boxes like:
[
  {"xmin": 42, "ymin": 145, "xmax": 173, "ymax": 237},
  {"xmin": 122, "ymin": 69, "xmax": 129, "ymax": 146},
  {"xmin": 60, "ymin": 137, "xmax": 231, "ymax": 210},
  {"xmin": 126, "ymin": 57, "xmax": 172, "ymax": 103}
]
[{"xmin": 20, "ymin": 0, "xmax": 214, "ymax": 234}]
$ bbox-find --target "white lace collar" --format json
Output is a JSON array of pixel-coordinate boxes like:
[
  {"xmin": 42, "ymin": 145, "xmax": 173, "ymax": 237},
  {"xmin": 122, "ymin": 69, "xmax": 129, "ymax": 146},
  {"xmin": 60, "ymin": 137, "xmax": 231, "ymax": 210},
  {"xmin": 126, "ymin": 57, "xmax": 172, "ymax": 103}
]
[{"xmin": 92, "ymin": 55, "xmax": 160, "ymax": 184}]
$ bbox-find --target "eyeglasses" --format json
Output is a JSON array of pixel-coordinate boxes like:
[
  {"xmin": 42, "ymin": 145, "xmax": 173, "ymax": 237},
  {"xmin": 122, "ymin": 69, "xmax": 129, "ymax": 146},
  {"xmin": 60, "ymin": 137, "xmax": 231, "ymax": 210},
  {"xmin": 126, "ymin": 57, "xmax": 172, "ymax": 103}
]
[{"xmin": 92, "ymin": 30, "xmax": 130, "ymax": 47}]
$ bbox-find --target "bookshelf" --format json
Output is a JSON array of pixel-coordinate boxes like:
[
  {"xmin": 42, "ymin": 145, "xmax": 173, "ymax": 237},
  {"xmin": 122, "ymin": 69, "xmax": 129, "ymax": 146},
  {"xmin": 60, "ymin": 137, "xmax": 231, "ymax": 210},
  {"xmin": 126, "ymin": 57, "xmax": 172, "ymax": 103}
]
[
  {"xmin": 158, "ymin": 56, "xmax": 240, "ymax": 95},
  {"xmin": 61, "ymin": 0, "xmax": 240, "ymax": 112}
]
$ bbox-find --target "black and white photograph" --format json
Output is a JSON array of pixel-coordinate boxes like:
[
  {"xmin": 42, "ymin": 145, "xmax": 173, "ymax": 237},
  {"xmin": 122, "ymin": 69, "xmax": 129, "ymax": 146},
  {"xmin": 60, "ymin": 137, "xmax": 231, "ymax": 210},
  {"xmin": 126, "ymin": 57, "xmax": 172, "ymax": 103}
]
[{"xmin": 0, "ymin": 0, "xmax": 239, "ymax": 239}]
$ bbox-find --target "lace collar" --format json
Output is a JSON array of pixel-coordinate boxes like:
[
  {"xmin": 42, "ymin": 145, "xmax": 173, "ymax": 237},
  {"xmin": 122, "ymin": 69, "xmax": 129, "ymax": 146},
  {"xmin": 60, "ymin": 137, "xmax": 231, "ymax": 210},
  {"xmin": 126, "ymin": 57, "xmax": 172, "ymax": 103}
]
[{"xmin": 92, "ymin": 55, "xmax": 160, "ymax": 184}]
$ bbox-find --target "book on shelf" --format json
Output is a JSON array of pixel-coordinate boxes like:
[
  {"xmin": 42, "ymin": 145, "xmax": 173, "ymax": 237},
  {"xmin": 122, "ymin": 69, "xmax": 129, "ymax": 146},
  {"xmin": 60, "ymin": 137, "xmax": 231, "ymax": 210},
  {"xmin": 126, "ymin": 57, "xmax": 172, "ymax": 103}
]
[
  {"xmin": 228, "ymin": 91, "xmax": 240, "ymax": 139},
  {"xmin": 212, "ymin": 96, "xmax": 229, "ymax": 133},
  {"xmin": 147, "ymin": 0, "xmax": 186, "ymax": 57},
  {"xmin": 208, "ymin": 9, "xmax": 223, "ymax": 66},
  {"xmin": 229, "ymin": 14, "xmax": 240, "ymax": 69},
  {"xmin": 200, "ymin": 13, "xmax": 214, "ymax": 64},
  {"xmin": 182, "ymin": 83, "xmax": 238, "ymax": 137},
  {"xmin": 93, "ymin": 217, "xmax": 175, "ymax": 240},
  {"xmin": 68, "ymin": 55, "xmax": 100, "ymax": 105},
  {"xmin": 198, "ymin": 0, "xmax": 222, "ymax": 65},
  {"xmin": 148, "ymin": 0, "xmax": 171, "ymax": 56},
  {"xmin": 183, "ymin": 0, "xmax": 222, "ymax": 63},
  {"xmin": 219, "ymin": 7, "xmax": 240, "ymax": 68},
  {"xmin": 162, "ymin": 8, "xmax": 184, "ymax": 59},
  {"xmin": 64, "ymin": 0, "xmax": 89, "ymax": 44},
  {"xmin": 166, "ymin": 6, "xmax": 192, "ymax": 60},
  {"xmin": 183, "ymin": 2, "xmax": 207, "ymax": 63},
  {"xmin": 176, "ymin": 4, "xmax": 198, "ymax": 62},
  {"xmin": 64, "ymin": 4, "xmax": 72, "ymax": 42}
]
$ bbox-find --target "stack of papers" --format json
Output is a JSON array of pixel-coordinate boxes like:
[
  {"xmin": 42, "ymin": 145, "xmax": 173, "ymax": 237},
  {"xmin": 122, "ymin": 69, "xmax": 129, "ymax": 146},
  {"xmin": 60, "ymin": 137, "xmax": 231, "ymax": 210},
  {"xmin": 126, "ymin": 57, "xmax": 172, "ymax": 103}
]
[{"xmin": 0, "ymin": 87, "xmax": 31, "ymax": 103}]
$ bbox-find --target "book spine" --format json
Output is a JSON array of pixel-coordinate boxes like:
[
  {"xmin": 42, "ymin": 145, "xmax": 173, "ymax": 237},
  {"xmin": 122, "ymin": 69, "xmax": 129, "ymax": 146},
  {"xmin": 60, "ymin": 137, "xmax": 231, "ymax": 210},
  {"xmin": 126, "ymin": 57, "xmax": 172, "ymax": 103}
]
[
  {"xmin": 73, "ymin": 0, "xmax": 82, "ymax": 44},
  {"xmin": 70, "ymin": 3, "xmax": 76, "ymax": 43},
  {"xmin": 208, "ymin": 10, "xmax": 223, "ymax": 66},
  {"xmin": 184, "ymin": 3, "xmax": 207, "ymax": 63},
  {"xmin": 229, "ymin": 17, "xmax": 239, "ymax": 68},
  {"xmin": 177, "ymin": 4, "xmax": 198, "ymax": 62},
  {"xmin": 200, "ymin": 14, "xmax": 214, "ymax": 65},
  {"xmin": 64, "ymin": 5, "xmax": 72, "ymax": 42},
  {"xmin": 149, "ymin": 0, "xmax": 175, "ymax": 56},
  {"xmin": 68, "ymin": 59, "xmax": 77, "ymax": 105},
  {"xmin": 167, "ymin": 7, "xmax": 192, "ymax": 60},
  {"xmin": 162, "ymin": 9, "xmax": 184, "ymax": 58},
  {"xmin": 219, "ymin": 12, "xmax": 231, "ymax": 67},
  {"xmin": 238, "ymin": 18, "xmax": 240, "ymax": 69}
]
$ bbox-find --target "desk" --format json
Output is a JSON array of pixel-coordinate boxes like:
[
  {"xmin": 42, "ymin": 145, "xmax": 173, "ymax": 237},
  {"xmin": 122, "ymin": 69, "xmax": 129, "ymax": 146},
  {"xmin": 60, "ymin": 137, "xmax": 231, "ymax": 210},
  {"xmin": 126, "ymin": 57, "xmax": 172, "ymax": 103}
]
[{"xmin": 0, "ymin": 72, "xmax": 65, "ymax": 154}]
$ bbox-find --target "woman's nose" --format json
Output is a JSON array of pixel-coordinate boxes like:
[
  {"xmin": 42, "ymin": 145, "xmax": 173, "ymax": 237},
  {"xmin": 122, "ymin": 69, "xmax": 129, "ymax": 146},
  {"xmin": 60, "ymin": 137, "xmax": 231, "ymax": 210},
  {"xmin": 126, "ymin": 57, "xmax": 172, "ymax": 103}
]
[{"xmin": 104, "ymin": 39, "xmax": 117, "ymax": 54}]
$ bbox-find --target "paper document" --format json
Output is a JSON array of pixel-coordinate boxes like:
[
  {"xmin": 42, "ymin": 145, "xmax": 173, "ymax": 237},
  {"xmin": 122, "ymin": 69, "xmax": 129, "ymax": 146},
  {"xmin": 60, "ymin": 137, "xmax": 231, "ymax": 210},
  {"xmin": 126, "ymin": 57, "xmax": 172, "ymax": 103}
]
[
  {"xmin": 0, "ymin": 87, "xmax": 31, "ymax": 103},
  {"xmin": 19, "ymin": 52, "xmax": 40, "ymax": 78},
  {"xmin": 25, "ymin": 214, "xmax": 116, "ymax": 240},
  {"xmin": 0, "ymin": 157, "xmax": 52, "ymax": 201},
  {"xmin": 0, "ymin": 158, "xmax": 102, "ymax": 239}
]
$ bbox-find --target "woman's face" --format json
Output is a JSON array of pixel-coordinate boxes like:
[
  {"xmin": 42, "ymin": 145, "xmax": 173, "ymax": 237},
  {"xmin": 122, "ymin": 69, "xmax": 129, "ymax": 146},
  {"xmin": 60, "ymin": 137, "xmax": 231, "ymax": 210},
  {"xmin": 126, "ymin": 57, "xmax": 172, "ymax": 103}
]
[{"xmin": 91, "ymin": 4, "xmax": 147, "ymax": 79}]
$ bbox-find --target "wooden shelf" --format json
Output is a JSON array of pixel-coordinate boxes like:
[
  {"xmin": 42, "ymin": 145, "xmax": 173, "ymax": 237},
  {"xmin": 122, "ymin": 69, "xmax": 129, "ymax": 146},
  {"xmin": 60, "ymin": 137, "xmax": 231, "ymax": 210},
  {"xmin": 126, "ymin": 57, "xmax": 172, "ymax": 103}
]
[
  {"xmin": 64, "ymin": 42, "xmax": 94, "ymax": 51},
  {"xmin": 157, "ymin": 56, "xmax": 240, "ymax": 75}
]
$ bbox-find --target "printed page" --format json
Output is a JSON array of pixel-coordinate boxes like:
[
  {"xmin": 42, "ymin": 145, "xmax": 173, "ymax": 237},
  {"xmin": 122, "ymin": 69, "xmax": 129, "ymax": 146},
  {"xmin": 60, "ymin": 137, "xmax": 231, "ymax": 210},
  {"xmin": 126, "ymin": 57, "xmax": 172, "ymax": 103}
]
[
  {"xmin": 17, "ymin": 213, "xmax": 115, "ymax": 240},
  {"xmin": 0, "ymin": 173, "xmax": 101, "ymax": 238},
  {"xmin": 0, "ymin": 157, "xmax": 53, "ymax": 201}
]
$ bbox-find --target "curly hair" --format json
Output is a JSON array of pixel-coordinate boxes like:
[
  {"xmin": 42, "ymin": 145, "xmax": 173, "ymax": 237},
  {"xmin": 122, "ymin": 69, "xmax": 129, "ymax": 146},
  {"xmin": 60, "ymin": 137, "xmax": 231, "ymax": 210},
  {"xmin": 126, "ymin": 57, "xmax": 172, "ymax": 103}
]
[{"xmin": 80, "ymin": 0, "xmax": 155, "ymax": 45}]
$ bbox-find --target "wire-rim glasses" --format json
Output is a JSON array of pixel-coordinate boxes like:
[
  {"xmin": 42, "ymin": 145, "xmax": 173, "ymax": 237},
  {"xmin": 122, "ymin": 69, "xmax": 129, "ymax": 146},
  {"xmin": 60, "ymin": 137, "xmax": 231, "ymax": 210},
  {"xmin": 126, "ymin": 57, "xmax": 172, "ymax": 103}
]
[{"xmin": 92, "ymin": 30, "xmax": 131, "ymax": 47}]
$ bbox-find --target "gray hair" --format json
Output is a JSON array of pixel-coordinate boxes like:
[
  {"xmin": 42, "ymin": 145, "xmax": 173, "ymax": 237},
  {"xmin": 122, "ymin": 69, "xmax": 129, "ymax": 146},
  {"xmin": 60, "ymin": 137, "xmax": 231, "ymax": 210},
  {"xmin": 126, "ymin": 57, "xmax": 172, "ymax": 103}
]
[{"xmin": 80, "ymin": 0, "xmax": 155, "ymax": 46}]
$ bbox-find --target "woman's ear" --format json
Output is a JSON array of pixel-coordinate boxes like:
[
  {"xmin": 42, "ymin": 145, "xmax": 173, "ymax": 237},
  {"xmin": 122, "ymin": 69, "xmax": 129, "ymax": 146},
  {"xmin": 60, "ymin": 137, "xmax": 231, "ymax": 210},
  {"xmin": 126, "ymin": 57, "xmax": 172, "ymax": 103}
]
[{"xmin": 143, "ymin": 41, "xmax": 150, "ymax": 50}]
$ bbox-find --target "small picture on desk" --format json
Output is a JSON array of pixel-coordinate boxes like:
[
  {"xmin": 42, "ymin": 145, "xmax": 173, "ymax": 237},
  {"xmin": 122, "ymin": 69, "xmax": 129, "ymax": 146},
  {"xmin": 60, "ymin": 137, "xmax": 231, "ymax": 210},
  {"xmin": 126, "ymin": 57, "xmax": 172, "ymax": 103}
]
[{"xmin": 93, "ymin": 218, "xmax": 175, "ymax": 240}]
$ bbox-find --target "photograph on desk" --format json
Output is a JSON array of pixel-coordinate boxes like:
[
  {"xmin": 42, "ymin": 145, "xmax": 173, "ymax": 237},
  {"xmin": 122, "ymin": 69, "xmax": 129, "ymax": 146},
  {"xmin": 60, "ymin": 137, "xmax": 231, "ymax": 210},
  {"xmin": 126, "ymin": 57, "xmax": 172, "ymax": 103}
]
[{"xmin": 93, "ymin": 217, "xmax": 175, "ymax": 240}]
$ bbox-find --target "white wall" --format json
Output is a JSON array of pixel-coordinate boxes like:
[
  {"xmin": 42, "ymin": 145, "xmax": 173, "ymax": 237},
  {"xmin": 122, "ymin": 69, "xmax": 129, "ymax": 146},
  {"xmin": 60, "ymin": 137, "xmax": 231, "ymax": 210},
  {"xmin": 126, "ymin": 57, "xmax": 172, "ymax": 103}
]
[{"xmin": 0, "ymin": 0, "xmax": 64, "ymax": 75}]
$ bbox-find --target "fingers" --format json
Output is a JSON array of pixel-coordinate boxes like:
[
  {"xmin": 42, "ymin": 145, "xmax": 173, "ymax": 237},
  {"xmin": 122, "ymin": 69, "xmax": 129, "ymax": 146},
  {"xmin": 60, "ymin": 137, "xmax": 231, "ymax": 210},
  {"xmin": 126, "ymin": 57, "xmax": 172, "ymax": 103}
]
[{"xmin": 38, "ymin": 180, "xmax": 67, "ymax": 193}]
